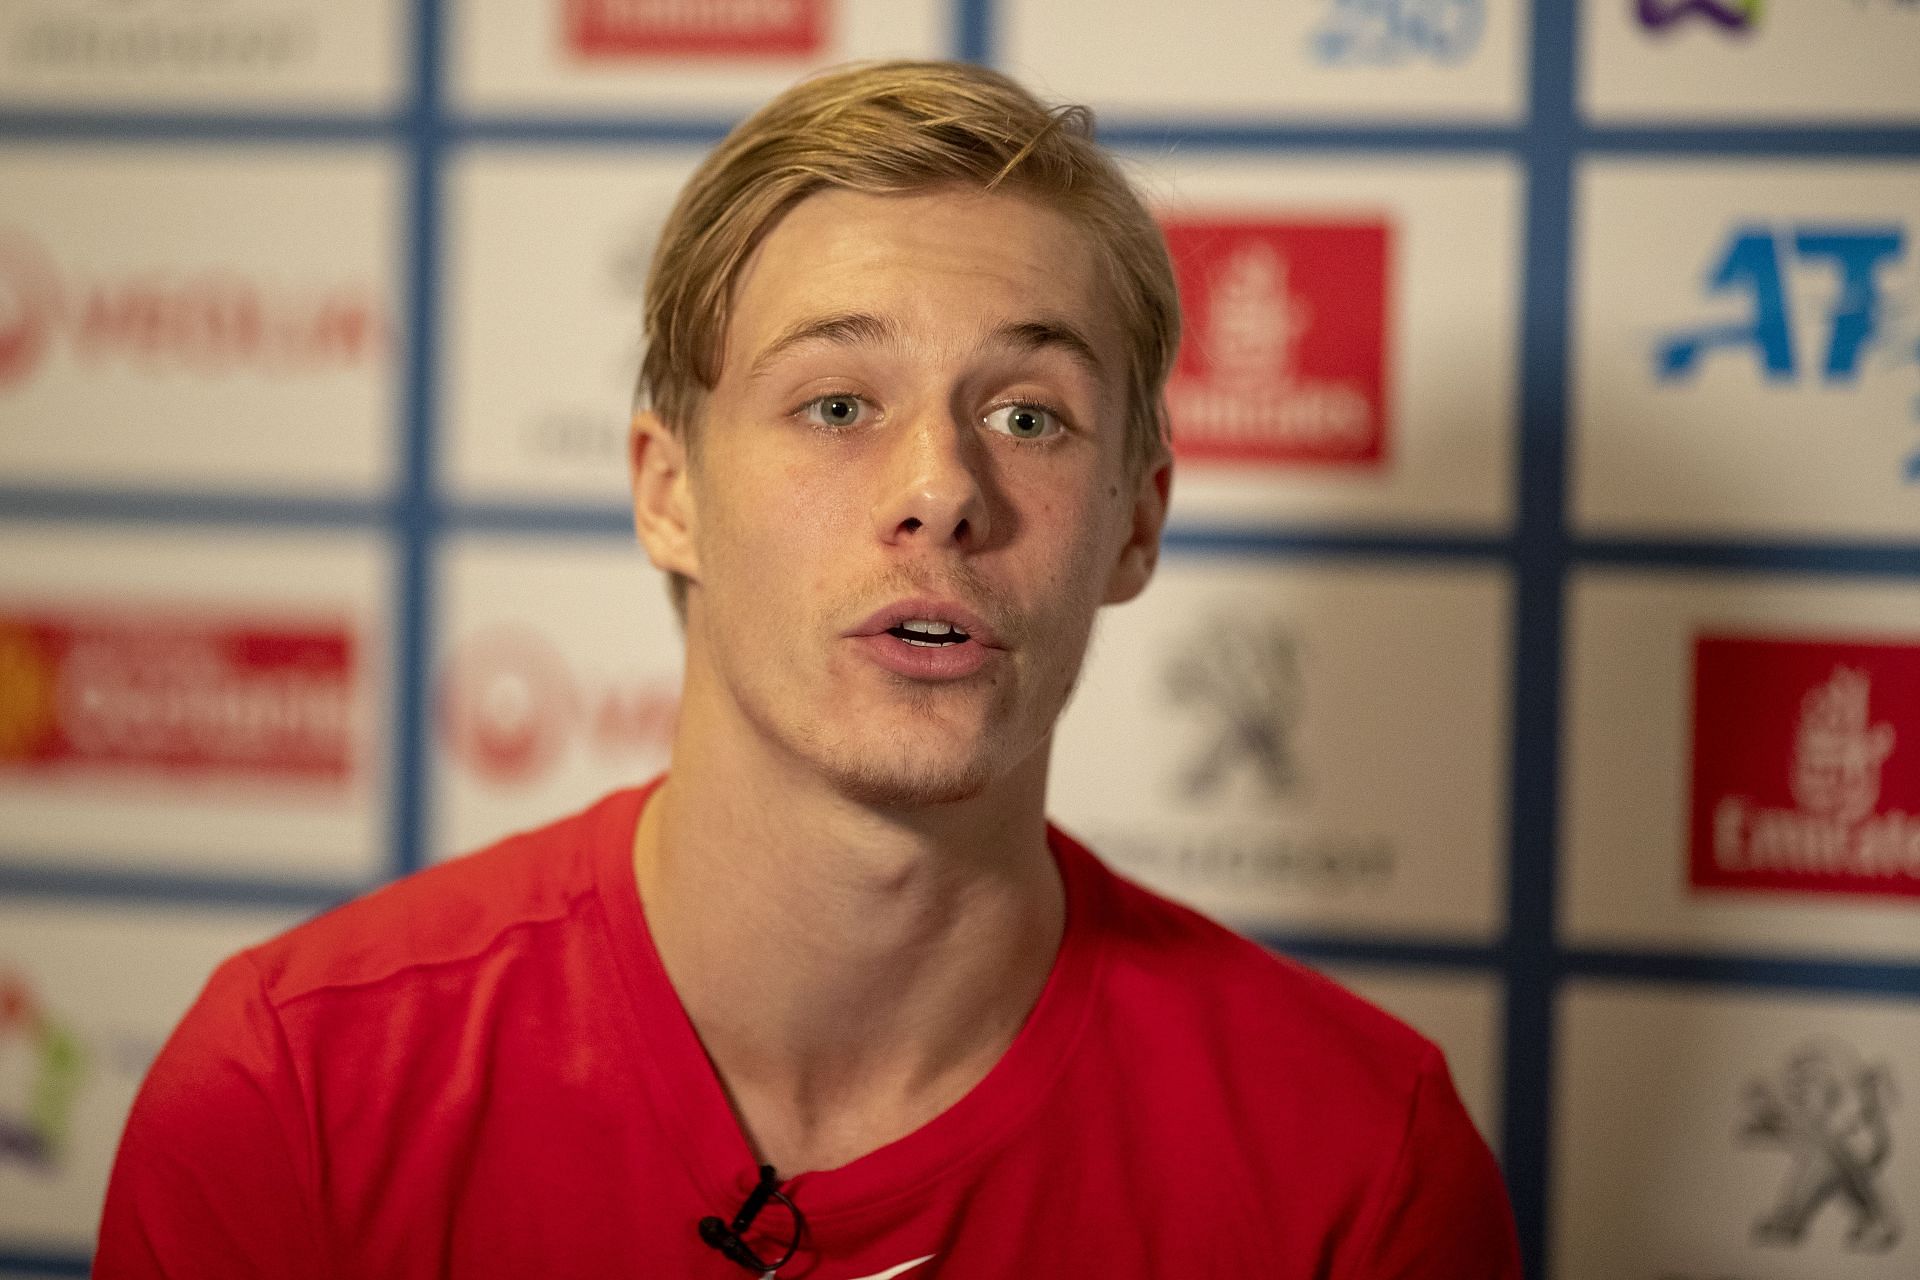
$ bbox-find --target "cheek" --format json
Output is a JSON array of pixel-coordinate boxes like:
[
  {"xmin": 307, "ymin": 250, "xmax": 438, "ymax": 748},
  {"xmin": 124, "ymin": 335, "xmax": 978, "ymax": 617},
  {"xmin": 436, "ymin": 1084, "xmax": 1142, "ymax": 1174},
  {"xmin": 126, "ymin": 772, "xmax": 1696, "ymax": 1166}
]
[
  {"xmin": 698, "ymin": 449, "xmax": 807, "ymax": 547},
  {"xmin": 1026, "ymin": 483, "xmax": 1126, "ymax": 594},
  {"xmin": 702, "ymin": 456, "xmax": 865, "ymax": 606}
]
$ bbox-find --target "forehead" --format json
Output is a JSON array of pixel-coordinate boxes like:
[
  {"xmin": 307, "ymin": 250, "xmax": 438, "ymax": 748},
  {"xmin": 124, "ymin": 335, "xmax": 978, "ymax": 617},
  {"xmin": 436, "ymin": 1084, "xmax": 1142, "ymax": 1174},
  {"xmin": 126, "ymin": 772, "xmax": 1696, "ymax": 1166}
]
[{"xmin": 722, "ymin": 186, "xmax": 1117, "ymax": 365}]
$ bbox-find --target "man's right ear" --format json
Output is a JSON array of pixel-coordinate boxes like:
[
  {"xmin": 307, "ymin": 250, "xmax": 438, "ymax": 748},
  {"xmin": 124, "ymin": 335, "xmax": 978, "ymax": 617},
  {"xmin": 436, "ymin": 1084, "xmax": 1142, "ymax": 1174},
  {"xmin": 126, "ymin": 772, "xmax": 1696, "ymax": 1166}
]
[{"xmin": 630, "ymin": 410, "xmax": 700, "ymax": 582}]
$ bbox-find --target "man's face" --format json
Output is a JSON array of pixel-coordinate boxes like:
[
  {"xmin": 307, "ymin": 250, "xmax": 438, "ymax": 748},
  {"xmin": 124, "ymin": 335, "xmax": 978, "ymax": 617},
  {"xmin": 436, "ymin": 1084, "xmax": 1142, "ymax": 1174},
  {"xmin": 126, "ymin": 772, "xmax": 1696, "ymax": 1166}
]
[{"xmin": 637, "ymin": 186, "xmax": 1166, "ymax": 808}]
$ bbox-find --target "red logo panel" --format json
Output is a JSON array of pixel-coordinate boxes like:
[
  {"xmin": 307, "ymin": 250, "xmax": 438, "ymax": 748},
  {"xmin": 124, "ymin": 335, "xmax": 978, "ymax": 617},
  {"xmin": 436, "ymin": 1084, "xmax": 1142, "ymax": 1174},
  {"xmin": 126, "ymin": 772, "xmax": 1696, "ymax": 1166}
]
[
  {"xmin": 565, "ymin": 0, "xmax": 827, "ymax": 57},
  {"xmin": 1690, "ymin": 634, "xmax": 1920, "ymax": 900},
  {"xmin": 1160, "ymin": 217, "xmax": 1392, "ymax": 467},
  {"xmin": 0, "ymin": 610, "xmax": 356, "ymax": 784}
]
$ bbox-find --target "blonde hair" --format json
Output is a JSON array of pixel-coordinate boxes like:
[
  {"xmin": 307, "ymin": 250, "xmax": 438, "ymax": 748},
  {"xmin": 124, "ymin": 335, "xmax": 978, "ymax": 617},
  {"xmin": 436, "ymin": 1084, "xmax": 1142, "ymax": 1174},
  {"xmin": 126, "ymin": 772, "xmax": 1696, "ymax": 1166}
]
[{"xmin": 637, "ymin": 59, "xmax": 1180, "ymax": 476}]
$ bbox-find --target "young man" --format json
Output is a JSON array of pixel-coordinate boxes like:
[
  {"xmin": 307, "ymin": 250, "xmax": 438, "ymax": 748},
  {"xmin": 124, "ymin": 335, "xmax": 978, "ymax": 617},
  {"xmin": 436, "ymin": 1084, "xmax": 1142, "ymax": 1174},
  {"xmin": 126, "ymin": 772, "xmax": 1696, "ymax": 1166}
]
[{"xmin": 98, "ymin": 62, "xmax": 1521, "ymax": 1278}]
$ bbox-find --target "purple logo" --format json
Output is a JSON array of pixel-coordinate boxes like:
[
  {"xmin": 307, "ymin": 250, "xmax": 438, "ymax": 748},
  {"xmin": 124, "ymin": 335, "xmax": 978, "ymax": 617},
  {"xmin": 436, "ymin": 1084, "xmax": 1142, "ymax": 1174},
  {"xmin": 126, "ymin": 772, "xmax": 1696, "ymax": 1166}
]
[{"xmin": 1637, "ymin": 0, "xmax": 1764, "ymax": 31}]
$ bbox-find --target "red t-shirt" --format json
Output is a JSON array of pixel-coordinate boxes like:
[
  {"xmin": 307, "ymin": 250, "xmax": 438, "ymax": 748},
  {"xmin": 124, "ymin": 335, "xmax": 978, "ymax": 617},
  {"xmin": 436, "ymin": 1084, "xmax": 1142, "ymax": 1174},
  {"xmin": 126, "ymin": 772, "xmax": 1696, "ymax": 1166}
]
[{"xmin": 97, "ymin": 784, "xmax": 1521, "ymax": 1278}]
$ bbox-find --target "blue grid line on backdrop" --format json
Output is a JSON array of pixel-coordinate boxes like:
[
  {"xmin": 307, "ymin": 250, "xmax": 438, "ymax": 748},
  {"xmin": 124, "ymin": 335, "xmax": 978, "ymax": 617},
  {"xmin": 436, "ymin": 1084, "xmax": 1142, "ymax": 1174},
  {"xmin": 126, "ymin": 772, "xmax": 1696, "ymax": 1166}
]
[
  {"xmin": 1501, "ymin": 0, "xmax": 1578, "ymax": 1269},
  {"xmin": 388, "ymin": 0, "xmax": 446, "ymax": 885},
  {"xmin": 2, "ymin": 1, "xmax": 1919, "ymax": 1276},
  {"xmin": 6, "ymin": 487, "xmax": 1919, "ymax": 569}
]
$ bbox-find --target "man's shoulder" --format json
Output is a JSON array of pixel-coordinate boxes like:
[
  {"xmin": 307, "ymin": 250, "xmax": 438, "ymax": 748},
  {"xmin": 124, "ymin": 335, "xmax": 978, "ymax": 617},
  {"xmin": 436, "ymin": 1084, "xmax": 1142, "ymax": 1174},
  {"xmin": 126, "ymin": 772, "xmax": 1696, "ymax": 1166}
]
[
  {"xmin": 1058, "ymin": 830, "xmax": 1517, "ymax": 1273},
  {"xmin": 244, "ymin": 788, "xmax": 644, "ymax": 1009},
  {"xmin": 1063, "ymin": 825, "xmax": 1439, "ymax": 1094}
]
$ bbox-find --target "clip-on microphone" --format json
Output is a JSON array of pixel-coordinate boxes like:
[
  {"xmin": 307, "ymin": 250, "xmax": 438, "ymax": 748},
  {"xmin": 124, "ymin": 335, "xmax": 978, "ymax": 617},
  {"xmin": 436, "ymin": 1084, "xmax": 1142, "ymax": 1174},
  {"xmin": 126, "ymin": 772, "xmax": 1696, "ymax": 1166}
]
[{"xmin": 698, "ymin": 1164, "xmax": 803, "ymax": 1276}]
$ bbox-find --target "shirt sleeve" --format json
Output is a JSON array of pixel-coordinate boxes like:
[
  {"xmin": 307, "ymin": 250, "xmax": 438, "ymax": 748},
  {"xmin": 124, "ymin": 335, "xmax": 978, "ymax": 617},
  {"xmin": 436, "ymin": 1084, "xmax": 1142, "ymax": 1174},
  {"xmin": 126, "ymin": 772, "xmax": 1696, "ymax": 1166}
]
[
  {"xmin": 1340, "ymin": 1045, "xmax": 1523, "ymax": 1280},
  {"xmin": 94, "ymin": 951, "xmax": 327, "ymax": 1280}
]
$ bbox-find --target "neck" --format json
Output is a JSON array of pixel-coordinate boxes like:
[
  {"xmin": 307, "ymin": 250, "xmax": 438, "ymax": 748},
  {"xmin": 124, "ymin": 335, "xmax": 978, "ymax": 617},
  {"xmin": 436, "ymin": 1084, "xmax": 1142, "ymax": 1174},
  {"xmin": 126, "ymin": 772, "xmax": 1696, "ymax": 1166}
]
[{"xmin": 632, "ymin": 686, "xmax": 1065, "ymax": 1175}]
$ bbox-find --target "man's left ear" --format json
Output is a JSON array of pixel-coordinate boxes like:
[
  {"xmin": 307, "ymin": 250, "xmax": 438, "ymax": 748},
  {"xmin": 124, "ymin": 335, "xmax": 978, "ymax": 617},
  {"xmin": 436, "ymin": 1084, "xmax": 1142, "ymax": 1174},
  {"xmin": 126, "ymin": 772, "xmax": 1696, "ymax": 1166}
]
[{"xmin": 1102, "ymin": 455, "xmax": 1172, "ymax": 605}]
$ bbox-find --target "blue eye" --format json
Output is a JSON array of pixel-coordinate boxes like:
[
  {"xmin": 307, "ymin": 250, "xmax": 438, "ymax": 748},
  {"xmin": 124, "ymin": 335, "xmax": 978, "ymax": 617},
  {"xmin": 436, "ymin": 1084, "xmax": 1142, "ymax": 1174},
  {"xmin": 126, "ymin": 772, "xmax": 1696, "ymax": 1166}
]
[
  {"xmin": 803, "ymin": 395, "xmax": 869, "ymax": 428},
  {"xmin": 985, "ymin": 404, "xmax": 1060, "ymax": 440}
]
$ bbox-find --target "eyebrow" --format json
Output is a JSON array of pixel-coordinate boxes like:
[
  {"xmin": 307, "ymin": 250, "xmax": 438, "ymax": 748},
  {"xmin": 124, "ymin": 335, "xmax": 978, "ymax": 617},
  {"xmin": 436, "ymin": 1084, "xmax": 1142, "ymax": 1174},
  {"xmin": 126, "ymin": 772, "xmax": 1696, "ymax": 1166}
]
[
  {"xmin": 990, "ymin": 319, "xmax": 1107, "ymax": 382},
  {"xmin": 745, "ymin": 311, "xmax": 1108, "ymax": 383},
  {"xmin": 748, "ymin": 311, "xmax": 898, "ymax": 382}
]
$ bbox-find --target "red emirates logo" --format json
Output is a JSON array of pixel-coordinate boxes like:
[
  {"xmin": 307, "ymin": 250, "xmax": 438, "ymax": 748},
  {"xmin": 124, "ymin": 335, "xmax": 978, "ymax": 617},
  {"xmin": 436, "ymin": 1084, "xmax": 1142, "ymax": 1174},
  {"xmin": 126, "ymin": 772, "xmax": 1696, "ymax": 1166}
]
[
  {"xmin": 0, "ymin": 227, "xmax": 386, "ymax": 392},
  {"xmin": 437, "ymin": 627, "xmax": 678, "ymax": 786},
  {"xmin": 1691, "ymin": 634, "xmax": 1920, "ymax": 900},
  {"xmin": 564, "ymin": 0, "xmax": 827, "ymax": 57},
  {"xmin": 1160, "ymin": 217, "xmax": 1392, "ymax": 467},
  {"xmin": 0, "ymin": 609, "xmax": 357, "ymax": 784}
]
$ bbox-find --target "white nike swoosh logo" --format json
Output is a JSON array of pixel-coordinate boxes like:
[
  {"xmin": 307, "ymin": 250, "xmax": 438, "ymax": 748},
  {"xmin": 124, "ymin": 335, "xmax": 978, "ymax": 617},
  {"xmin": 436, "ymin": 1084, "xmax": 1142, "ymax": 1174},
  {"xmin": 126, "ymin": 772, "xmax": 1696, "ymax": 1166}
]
[{"xmin": 845, "ymin": 1255, "xmax": 936, "ymax": 1280}]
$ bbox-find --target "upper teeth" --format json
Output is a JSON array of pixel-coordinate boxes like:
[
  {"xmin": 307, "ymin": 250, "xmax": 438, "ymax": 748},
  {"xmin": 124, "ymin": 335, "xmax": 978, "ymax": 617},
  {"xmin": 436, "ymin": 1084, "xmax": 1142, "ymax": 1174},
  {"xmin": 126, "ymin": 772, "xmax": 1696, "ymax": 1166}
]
[{"xmin": 901, "ymin": 620, "xmax": 960, "ymax": 636}]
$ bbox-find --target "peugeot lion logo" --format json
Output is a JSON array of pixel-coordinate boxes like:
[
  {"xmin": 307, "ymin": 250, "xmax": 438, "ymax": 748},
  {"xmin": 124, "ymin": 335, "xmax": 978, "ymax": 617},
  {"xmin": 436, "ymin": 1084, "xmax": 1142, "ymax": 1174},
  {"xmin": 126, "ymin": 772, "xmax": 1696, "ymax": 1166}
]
[
  {"xmin": 1163, "ymin": 619, "xmax": 1305, "ymax": 803},
  {"xmin": 1740, "ymin": 1039, "xmax": 1902, "ymax": 1253}
]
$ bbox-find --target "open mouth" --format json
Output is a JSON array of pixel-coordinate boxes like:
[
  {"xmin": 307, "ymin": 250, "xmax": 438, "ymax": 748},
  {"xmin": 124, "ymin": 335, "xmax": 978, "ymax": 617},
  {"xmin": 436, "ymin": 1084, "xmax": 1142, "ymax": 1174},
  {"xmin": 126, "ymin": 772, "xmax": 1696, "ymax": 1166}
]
[{"xmin": 886, "ymin": 620, "xmax": 971, "ymax": 648}]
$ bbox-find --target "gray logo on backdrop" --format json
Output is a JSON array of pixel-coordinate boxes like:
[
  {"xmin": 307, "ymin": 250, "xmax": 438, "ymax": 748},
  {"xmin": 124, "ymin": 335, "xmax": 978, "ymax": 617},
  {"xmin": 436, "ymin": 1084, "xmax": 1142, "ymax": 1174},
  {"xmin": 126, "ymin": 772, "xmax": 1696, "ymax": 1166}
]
[
  {"xmin": 1741, "ymin": 1038, "xmax": 1902, "ymax": 1253},
  {"xmin": 1164, "ymin": 619, "xmax": 1305, "ymax": 803}
]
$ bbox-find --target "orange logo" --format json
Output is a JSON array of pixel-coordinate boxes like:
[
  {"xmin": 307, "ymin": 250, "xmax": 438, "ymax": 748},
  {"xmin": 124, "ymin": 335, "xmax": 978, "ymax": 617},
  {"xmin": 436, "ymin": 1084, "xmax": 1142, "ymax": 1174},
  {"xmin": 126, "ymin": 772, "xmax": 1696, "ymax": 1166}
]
[{"xmin": 0, "ymin": 621, "xmax": 57, "ymax": 759}]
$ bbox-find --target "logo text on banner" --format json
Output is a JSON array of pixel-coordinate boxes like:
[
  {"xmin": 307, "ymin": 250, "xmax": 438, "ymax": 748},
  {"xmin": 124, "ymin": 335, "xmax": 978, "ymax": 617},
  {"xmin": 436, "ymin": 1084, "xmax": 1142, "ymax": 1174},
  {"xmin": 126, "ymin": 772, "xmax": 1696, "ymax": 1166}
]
[
  {"xmin": 1159, "ymin": 218, "xmax": 1392, "ymax": 467},
  {"xmin": 1657, "ymin": 225, "xmax": 1907, "ymax": 383},
  {"xmin": 564, "ymin": 0, "xmax": 827, "ymax": 57},
  {"xmin": 438, "ymin": 627, "xmax": 678, "ymax": 786},
  {"xmin": 1310, "ymin": 0, "xmax": 1486, "ymax": 65},
  {"xmin": 1654, "ymin": 222, "xmax": 1920, "ymax": 482},
  {"xmin": 0, "ymin": 609, "xmax": 357, "ymax": 785},
  {"xmin": 1691, "ymin": 633, "xmax": 1920, "ymax": 899},
  {"xmin": 0, "ymin": 0, "xmax": 321, "ymax": 77},
  {"xmin": 1651, "ymin": 217, "xmax": 1920, "ymax": 483},
  {"xmin": 0, "ymin": 228, "xmax": 387, "ymax": 393}
]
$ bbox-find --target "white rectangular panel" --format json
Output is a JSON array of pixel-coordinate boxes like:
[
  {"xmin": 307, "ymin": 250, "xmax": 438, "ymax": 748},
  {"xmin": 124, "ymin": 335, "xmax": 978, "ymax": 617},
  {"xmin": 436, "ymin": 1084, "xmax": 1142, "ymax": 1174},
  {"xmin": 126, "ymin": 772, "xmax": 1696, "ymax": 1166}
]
[
  {"xmin": 0, "ymin": 902, "xmax": 306, "ymax": 1251},
  {"xmin": 0, "ymin": 0, "xmax": 405, "ymax": 112},
  {"xmin": 1555, "ymin": 982, "xmax": 1920, "ymax": 1280},
  {"xmin": 442, "ymin": 146, "xmax": 704, "ymax": 505},
  {"xmin": 450, "ymin": 0, "xmax": 951, "ymax": 115},
  {"xmin": 0, "ymin": 523, "xmax": 393, "ymax": 881},
  {"xmin": 1004, "ymin": 0, "xmax": 1525, "ymax": 122},
  {"xmin": 1561, "ymin": 569, "xmax": 1920, "ymax": 960},
  {"xmin": 1583, "ymin": 1, "xmax": 1920, "ymax": 123},
  {"xmin": 0, "ymin": 146, "xmax": 403, "ymax": 496},
  {"xmin": 1132, "ymin": 153, "xmax": 1521, "ymax": 532},
  {"xmin": 432, "ymin": 534, "xmax": 683, "ymax": 859},
  {"xmin": 1571, "ymin": 162, "xmax": 1920, "ymax": 539},
  {"xmin": 1051, "ymin": 555, "xmax": 1511, "ymax": 940}
]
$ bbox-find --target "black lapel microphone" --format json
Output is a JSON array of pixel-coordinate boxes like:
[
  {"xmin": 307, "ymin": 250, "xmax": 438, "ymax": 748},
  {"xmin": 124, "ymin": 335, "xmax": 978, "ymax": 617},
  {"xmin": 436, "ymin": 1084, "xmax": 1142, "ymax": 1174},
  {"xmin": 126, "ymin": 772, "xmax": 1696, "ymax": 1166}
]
[{"xmin": 698, "ymin": 1164, "xmax": 805, "ymax": 1275}]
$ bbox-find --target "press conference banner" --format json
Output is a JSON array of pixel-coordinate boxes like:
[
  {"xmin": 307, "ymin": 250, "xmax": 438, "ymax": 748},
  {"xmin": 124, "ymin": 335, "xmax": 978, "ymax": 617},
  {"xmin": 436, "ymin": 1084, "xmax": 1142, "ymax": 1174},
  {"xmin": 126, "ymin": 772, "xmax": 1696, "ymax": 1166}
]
[{"xmin": 1, "ymin": 3, "xmax": 1917, "ymax": 1277}]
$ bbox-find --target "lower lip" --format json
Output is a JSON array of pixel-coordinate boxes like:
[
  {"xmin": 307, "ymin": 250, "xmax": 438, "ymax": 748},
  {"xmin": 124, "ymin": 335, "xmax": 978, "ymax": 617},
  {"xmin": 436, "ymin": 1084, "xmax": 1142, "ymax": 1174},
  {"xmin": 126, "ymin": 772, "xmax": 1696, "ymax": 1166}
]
[{"xmin": 854, "ymin": 632, "xmax": 995, "ymax": 680}]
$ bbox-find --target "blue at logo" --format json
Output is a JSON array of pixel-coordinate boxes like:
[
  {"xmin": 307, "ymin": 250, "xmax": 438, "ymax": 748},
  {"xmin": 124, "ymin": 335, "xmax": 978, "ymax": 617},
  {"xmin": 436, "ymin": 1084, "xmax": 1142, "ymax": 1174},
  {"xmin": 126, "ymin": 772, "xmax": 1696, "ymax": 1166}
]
[
  {"xmin": 1311, "ymin": 0, "xmax": 1485, "ymax": 65},
  {"xmin": 1655, "ymin": 224, "xmax": 1920, "ymax": 480},
  {"xmin": 1658, "ymin": 225, "xmax": 1904, "ymax": 381}
]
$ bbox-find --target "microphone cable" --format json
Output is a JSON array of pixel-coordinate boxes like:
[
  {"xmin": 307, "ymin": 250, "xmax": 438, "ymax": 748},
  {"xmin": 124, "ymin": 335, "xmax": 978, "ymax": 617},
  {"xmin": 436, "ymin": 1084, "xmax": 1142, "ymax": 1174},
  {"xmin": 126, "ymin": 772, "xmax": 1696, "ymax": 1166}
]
[{"xmin": 698, "ymin": 1163, "xmax": 805, "ymax": 1276}]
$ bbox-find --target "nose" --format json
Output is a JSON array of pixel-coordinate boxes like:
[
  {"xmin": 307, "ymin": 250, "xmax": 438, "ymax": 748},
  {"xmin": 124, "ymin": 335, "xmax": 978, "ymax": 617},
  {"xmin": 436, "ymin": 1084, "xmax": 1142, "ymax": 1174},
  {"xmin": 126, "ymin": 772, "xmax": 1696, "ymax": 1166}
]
[{"xmin": 869, "ymin": 407, "xmax": 992, "ymax": 550}]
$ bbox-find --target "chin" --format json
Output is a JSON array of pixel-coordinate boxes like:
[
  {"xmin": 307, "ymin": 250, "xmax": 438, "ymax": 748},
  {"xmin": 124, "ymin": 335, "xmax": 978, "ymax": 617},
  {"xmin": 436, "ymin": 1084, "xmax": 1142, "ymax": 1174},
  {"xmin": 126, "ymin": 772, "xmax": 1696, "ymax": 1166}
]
[
  {"xmin": 819, "ymin": 749, "xmax": 1000, "ymax": 810},
  {"xmin": 797, "ymin": 709, "xmax": 1017, "ymax": 809}
]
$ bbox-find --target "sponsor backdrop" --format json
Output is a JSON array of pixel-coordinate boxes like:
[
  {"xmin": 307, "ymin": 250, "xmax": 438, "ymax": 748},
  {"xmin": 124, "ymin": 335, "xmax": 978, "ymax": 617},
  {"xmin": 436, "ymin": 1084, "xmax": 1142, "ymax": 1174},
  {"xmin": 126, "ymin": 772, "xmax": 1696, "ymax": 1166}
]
[{"xmin": 0, "ymin": 1, "xmax": 1915, "ymax": 1275}]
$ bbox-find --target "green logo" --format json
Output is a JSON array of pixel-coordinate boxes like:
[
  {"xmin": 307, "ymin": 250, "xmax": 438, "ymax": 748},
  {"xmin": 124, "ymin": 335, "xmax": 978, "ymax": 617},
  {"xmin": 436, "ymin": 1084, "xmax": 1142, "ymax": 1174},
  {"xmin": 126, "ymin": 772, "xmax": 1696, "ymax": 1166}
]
[{"xmin": 0, "ymin": 969, "xmax": 88, "ymax": 1169}]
